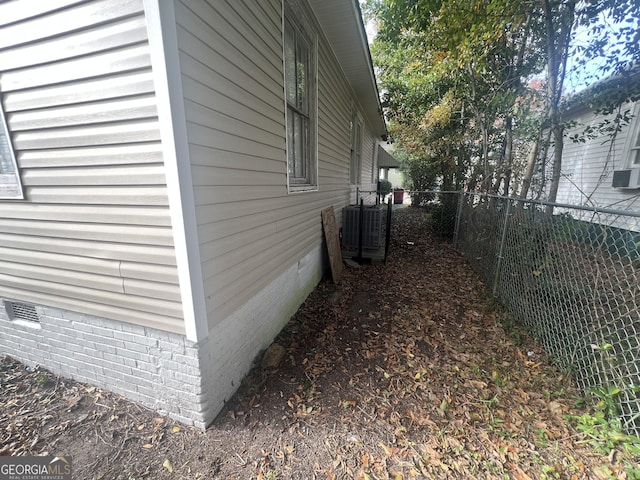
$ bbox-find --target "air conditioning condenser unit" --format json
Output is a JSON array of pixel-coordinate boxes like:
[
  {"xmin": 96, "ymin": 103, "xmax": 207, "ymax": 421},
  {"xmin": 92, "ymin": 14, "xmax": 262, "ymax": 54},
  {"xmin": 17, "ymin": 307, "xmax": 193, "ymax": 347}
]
[{"xmin": 342, "ymin": 205, "xmax": 383, "ymax": 249}]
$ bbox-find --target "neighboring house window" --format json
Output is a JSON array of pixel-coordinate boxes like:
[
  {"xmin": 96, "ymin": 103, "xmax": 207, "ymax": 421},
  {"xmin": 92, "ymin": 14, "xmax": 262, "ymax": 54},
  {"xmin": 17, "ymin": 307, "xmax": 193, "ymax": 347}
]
[
  {"xmin": 0, "ymin": 100, "xmax": 23, "ymax": 199},
  {"xmin": 283, "ymin": 1, "xmax": 317, "ymax": 191},
  {"xmin": 631, "ymin": 128, "xmax": 640, "ymax": 166},
  {"xmin": 350, "ymin": 114, "xmax": 363, "ymax": 184}
]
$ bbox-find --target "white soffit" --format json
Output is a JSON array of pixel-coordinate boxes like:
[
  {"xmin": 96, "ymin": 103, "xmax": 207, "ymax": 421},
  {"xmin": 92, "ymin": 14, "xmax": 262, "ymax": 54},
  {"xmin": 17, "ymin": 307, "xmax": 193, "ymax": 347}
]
[{"xmin": 308, "ymin": 0, "xmax": 386, "ymax": 137}]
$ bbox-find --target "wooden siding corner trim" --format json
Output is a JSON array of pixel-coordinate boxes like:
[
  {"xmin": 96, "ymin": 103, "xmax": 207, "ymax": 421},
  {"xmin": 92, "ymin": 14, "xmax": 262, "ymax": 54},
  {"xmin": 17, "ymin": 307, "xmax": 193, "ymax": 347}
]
[{"xmin": 143, "ymin": 0, "xmax": 207, "ymax": 342}]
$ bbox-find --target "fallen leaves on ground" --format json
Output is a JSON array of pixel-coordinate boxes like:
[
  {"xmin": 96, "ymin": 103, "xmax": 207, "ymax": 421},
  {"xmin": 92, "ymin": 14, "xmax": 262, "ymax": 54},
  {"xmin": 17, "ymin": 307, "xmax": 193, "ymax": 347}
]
[{"xmin": 0, "ymin": 207, "xmax": 634, "ymax": 479}]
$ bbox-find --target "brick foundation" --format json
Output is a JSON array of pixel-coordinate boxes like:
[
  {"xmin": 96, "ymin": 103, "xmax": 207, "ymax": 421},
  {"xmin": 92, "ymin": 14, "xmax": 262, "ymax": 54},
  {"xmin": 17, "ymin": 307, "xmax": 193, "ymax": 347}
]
[
  {"xmin": 0, "ymin": 245, "xmax": 325, "ymax": 428},
  {"xmin": 0, "ymin": 301, "xmax": 206, "ymax": 427}
]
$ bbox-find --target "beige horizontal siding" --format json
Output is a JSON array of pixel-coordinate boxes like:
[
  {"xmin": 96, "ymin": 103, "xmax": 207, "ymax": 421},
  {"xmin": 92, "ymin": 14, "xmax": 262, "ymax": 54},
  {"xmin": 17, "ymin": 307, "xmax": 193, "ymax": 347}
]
[
  {"xmin": 360, "ymin": 126, "xmax": 376, "ymax": 185},
  {"xmin": 22, "ymin": 164, "xmax": 167, "ymax": 186},
  {"xmin": 190, "ymin": 144, "xmax": 284, "ymax": 174},
  {"xmin": 0, "ymin": 247, "xmax": 120, "ymax": 276},
  {"xmin": 1, "ymin": 274, "xmax": 181, "ymax": 317},
  {"xmin": 0, "ymin": 233, "xmax": 177, "ymax": 266},
  {"xmin": 0, "ymin": 261, "xmax": 127, "ymax": 294},
  {"xmin": 317, "ymin": 44, "xmax": 352, "ymax": 186},
  {"xmin": 9, "ymin": 96, "xmax": 158, "ymax": 131},
  {"xmin": 0, "ymin": 0, "xmax": 183, "ymax": 333},
  {"xmin": 0, "ymin": 45, "xmax": 151, "ymax": 92},
  {"xmin": 13, "ymin": 120, "xmax": 161, "ymax": 149},
  {"xmin": 176, "ymin": 0, "xmax": 379, "ymax": 329},
  {"xmin": 0, "ymin": 219, "xmax": 173, "ymax": 245},
  {"xmin": 177, "ymin": 32, "xmax": 282, "ymax": 109},
  {"xmin": 17, "ymin": 143, "xmax": 163, "ymax": 168},
  {"xmin": 0, "ymin": 285, "xmax": 182, "ymax": 333},
  {"xmin": 0, "ymin": 204, "xmax": 171, "ymax": 226},
  {"xmin": 120, "ymin": 262, "xmax": 179, "ymax": 283},
  {"xmin": 4, "ymin": 72, "xmax": 155, "ymax": 112},
  {"xmin": 188, "ymin": 122, "xmax": 285, "ymax": 161},
  {"xmin": 0, "ymin": 16, "xmax": 148, "ymax": 71},
  {"xmin": 0, "ymin": 0, "xmax": 142, "ymax": 46},
  {"xmin": 198, "ymin": 195, "xmax": 336, "ymax": 262},
  {"xmin": 185, "ymin": 101, "xmax": 283, "ymax": 150},
  {"xmin": 176, "ymin": 1, "xmax": 282, "ymax": 94},
  {"xmin": 0, "ymin": 0, "xmax": 86, "ymax": 26},
  {"xmin": 204, "ymin": 217, "xmax": 324, "ymax": 323},
  {"xmin": 23, "ymin": 186, "xmax": 169, "ymax": 205}
]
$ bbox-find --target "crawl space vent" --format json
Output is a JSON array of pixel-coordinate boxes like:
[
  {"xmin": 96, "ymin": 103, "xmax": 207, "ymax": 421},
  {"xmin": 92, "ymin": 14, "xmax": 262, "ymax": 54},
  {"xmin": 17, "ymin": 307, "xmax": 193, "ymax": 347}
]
[{"xmin": 7, "ymin": 302, "xmax": 40, "ymax": 323}]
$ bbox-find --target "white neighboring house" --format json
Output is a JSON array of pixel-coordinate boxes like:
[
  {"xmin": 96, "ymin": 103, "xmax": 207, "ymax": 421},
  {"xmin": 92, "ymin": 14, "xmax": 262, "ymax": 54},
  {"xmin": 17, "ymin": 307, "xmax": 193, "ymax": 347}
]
[
  {"xmin": 0, "ymin": 0, "xmax": 386, "ymax": 427},
  {"xmin": 551, "ymin": 71, "xmax": 640, "ymax": 231}
]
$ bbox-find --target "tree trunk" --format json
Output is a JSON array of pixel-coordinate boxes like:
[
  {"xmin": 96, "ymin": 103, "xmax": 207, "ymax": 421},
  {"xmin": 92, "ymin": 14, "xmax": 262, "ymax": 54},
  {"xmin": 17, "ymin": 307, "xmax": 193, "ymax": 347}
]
[
  {"xmin": 493, "ymin": 115, "xmax": 514, "ymax": 195},
  {"xmin": 542, "ymin": 0, "xmax": 575, "ymax": 215},
  {"xmin": 467, "ymin": 62, "xmax": 493, "ymax": 192},
  {"xmin": 519, "ymin": 138, "xmax": 539, "ymax": 199},
  {"xmin": 546, "ymin": 124, "xmax": 564, "ymax": 214}
]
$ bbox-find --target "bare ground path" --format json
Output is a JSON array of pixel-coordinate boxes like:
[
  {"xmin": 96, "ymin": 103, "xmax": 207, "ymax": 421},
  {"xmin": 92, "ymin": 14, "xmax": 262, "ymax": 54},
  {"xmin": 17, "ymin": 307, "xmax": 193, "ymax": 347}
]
[{"xmin": 1, "ymin": 207, "xmax": 634, "ymax": 479}]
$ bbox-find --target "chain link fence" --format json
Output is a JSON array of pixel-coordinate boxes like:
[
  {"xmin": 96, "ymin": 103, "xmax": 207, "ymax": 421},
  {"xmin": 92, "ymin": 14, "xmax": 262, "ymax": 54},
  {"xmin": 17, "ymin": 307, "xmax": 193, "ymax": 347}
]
[
  {"xmin": 405, "ymin": 190, "xmax": 460, "ymax": 238},
  {"xmin": 452, "ymin": 192, "xmax": 640, "ymax": 436}
]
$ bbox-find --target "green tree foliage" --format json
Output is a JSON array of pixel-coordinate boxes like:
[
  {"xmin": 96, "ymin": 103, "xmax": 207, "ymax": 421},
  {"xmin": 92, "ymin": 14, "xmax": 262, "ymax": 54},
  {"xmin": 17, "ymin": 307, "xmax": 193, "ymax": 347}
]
[{"xmin": 364, "ymin": 0, "xmax": 640, "ymax": 200}]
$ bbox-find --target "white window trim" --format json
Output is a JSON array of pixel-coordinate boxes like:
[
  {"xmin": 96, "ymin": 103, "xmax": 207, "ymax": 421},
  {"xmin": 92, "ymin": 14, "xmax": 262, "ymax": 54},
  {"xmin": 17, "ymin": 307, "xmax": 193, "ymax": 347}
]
[
  {"xmin": 350, "ymin": 111, "xmax": 363, "ymax": 185},
  {"xmin": 0, "ymin": 99, "xmax": 23, "ymax": 200},
  {"xmin": 283, "ymin": 0, "xmax": 318, "ymax": 193},
  {"xmin": 628, "ymin": 105, "xmax": 640, "ymax": 167},
  {"xmin": 371, "ymin": 139, "xmax": 378, "ymax": 183}
]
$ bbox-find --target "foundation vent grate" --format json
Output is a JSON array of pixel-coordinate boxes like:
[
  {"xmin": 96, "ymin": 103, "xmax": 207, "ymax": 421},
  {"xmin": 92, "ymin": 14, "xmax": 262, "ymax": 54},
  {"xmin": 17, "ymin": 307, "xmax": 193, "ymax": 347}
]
[{"xmin": 7, "ymin": 302, "xmax": 40, "ymax": 323}]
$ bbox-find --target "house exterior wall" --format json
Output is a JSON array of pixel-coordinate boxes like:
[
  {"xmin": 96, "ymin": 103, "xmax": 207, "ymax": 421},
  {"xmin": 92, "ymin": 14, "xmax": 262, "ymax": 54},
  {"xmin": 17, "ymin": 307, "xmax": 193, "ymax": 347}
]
[
  {"xmin": 196, "ymin": 245, "xmax": 323, "ymax": 425},
  {"xmin": 553, "ymin": 100, "xmax": 640, "ymax": 230},
  {"xmin": 174, "ymin": 0, "xmax": 380, "ymax": 328},
  {"xmin": 0, "ymin": 0, "xmax": 385, "ymax": 427},
  {"xmin": 0, "ymin": 0, "xmax": 184, "ymax": 333},
  {"xmin": 0, "ymin": 302, "xmax": 205, "ymax": 426},
  {"xmin": 350, "ymin": 124, "xmax": 379, "ymax": 204},
  {"xmin": 173, "ymin": 0, "xmax": 383, "ymax": 422}
]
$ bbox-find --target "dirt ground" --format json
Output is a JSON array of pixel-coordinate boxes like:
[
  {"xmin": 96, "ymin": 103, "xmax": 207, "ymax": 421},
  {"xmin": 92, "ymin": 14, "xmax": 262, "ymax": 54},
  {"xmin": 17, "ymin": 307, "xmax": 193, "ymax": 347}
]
[{"xmin": 1, "ymin": 208, "xmax": 636, "ymax": 479}]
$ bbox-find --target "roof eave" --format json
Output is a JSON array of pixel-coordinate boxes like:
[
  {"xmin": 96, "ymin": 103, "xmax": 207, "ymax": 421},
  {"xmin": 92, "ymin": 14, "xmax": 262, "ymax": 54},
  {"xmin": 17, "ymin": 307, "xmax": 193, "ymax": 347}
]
[{"xmin": 307, "ymin": 0, "xmax": 387, "ymax": 137}]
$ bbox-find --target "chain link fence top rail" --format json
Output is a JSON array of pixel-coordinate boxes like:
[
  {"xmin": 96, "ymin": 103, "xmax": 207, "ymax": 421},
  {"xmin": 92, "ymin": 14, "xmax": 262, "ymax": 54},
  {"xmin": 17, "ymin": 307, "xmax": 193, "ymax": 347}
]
[{"xmin": 449, "ymin": 192, "xmax": 640, "ymax": 436}]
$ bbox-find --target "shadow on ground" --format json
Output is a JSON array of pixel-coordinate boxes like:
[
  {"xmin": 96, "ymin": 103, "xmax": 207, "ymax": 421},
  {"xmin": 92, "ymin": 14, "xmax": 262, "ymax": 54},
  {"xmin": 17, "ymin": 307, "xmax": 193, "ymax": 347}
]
[{"xmin": 1, "ymin": 208, "xmax": 628, "ymax": 479}]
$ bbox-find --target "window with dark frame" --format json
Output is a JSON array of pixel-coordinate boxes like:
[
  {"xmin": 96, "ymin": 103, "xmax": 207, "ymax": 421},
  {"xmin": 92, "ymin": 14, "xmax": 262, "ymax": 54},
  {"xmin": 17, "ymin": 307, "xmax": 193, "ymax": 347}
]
[{"xmin": 284, "ymin": 3, "xmax": 316, "ymax": 190}]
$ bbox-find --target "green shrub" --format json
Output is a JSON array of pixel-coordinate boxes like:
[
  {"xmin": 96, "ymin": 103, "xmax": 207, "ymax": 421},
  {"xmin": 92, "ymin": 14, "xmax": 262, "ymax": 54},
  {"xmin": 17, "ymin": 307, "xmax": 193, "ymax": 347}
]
[{"xmin": 378, "ymin": 179, "xmax": 392, "ymax": 196}]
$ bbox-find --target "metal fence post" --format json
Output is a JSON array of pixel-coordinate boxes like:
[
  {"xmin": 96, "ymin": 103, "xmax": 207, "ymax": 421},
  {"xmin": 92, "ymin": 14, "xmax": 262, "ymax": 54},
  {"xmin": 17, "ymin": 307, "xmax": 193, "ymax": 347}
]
[
  {"xmin": 453, "ymin": 192, "xmax": 465, "ymax": 247},
  {"xmin": 454, "ymin": 192, "xmax": 640, "ymax": 436},
  {"xmin": 492, "ymin": 198, "xmax": 511, "ymax": 297}
]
